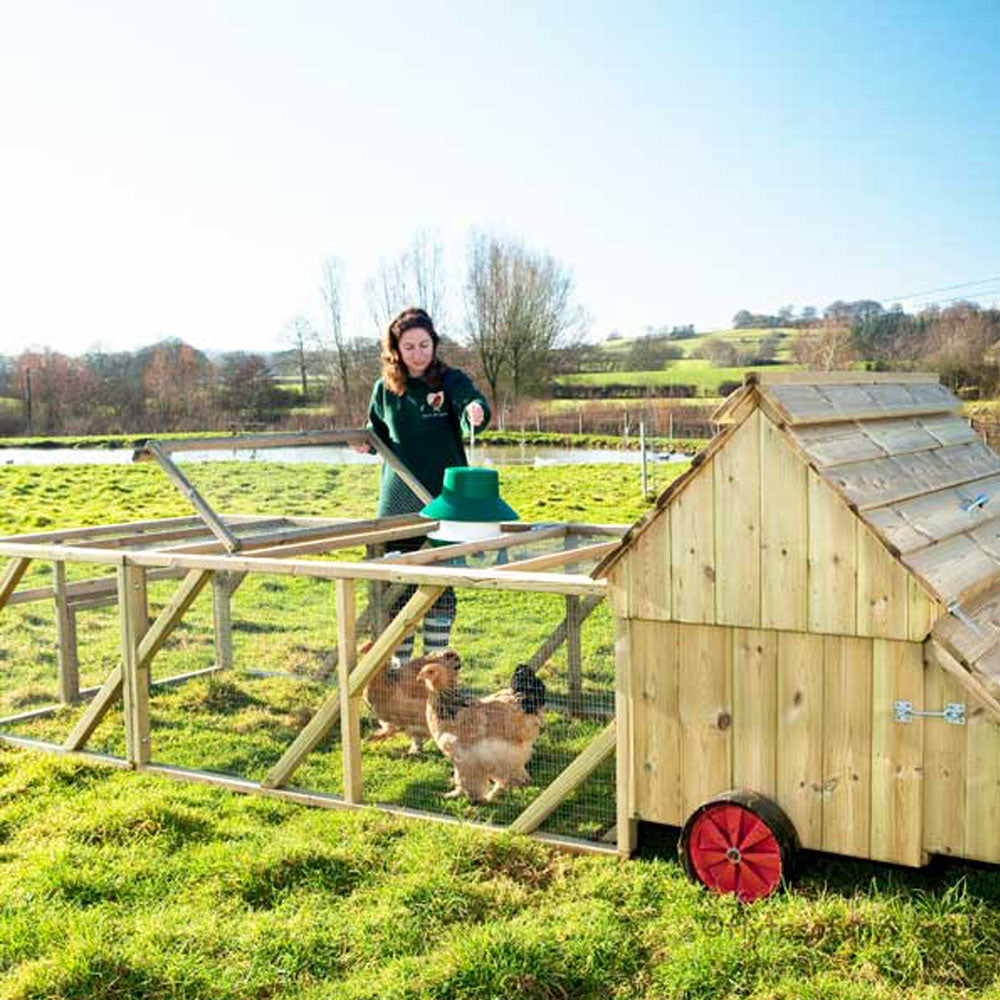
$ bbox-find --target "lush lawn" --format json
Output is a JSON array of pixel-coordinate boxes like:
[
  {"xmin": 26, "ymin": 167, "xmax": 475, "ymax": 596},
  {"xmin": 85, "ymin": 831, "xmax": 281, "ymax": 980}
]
[
  {"xmin": 554, "ymin": 358, "xmax": 803, "ymax": 395},
  {"xmin": 3, "ymin": 461, "xmax": 1000, "ymax": 999}
]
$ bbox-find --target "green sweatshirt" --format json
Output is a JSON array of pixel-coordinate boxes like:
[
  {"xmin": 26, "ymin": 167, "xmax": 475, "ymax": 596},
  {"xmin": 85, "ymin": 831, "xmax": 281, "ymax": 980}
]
[{"xmin": 366, "ymin": 368, "xmax": 491, "ymax": 517}]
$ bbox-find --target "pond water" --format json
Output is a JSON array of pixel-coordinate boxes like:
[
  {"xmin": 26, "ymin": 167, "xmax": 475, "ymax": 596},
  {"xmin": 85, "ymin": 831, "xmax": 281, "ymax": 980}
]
[{"xmin": 0, "ymin": 444, "xmax": 691, "ymax": 468}]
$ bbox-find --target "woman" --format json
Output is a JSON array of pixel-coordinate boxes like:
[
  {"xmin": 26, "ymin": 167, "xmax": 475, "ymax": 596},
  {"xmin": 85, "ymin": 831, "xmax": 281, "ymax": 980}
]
[{"xmin": 358, "ymin": 307, "xmax": 490, "ymax": 661}]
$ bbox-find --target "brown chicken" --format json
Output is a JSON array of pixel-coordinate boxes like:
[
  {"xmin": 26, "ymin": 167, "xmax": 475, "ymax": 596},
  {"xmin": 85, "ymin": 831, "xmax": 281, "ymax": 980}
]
[
  {"xmin": 417, "ymin": 652, "xmax": 546, "ymax": 802},
  {"xmin": 362, "ymin": 649, "xmax": 461, "ymax": 754}
]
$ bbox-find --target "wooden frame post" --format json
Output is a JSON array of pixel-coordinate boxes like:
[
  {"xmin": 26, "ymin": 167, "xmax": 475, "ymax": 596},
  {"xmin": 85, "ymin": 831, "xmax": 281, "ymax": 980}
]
[
  {"xmin": 118, "ymin": 564, "xmax": 152, "ymax": 766},
  {"xmin": 615, "ymin": 619, "xmax": 638, "ymax": 858},
  {"xmin": 566, "ymin": 595, "xmax": 584, "ymax": 716},
  {"xmin": 212, "ymin": 571, "xmax": 234, "ymax": 670},
  {"xmin": 53, "ymin": 561, "xmax": 80, "ymax": 703},
  {"xmin": 336, "ymin": 580, "xmax": 362, "ymax": 803}
]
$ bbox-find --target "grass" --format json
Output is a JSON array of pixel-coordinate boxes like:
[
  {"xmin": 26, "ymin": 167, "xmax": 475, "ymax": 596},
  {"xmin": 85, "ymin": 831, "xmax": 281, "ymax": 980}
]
[
  {"xmin": 553, "ymin": 358, "xmax": 804, "ymax": 395},
  {"xmin": 3, "ymin": 461, "xmax": 1000, "ymax": 998}
]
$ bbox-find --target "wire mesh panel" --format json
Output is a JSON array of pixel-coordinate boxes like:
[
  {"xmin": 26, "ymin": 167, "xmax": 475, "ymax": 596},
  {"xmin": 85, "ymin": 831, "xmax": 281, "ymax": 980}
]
[{"xmin": 348, "ymin": 548, "xmax": 618, "ymax": 845}]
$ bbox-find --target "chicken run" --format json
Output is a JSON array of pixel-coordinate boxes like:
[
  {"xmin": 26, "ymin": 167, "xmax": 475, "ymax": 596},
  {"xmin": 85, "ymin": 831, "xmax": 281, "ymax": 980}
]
[{"xmin": 6, "ymin": 371, "xmax": 1000, "ymax": 903}]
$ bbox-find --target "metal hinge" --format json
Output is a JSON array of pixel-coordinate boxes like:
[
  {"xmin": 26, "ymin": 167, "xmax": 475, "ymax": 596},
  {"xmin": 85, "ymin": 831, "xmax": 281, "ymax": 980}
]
[{"xmin": 894, "ymin": 700, "xmax": 966, "ymax": 725}]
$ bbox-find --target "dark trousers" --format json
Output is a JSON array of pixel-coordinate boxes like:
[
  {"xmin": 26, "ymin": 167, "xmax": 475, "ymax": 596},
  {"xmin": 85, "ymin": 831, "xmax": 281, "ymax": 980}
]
[{"xmin": 387, "ymin": 535, "xmax": 457, "ymax": 661}]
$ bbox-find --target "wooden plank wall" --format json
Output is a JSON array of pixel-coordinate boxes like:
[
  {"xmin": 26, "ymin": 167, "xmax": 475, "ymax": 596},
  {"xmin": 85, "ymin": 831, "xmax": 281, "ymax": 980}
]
[
  {"xmin": 923, "ymin": 655, "xmax": 1000, "ymax": 864},
  {"xmin": 626, "ymin": 620, "xmax": 929, "ymax": 865},
  {"xmin": 606, "ymin": 407, "xmax": 942, "ymax": 642}
]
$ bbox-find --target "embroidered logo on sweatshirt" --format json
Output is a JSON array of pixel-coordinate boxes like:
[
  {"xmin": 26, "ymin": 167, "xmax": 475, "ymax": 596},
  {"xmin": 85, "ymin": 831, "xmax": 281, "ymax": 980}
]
[{"xmin": 426, "ymin": 391, "xmax": 445, "ymax": 411}]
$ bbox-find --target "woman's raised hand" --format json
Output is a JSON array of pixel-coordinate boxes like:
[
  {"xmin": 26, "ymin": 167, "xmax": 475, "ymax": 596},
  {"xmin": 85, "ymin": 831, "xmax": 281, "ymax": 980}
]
[{"xmin": 465, "ymin": 401, "xmax": 485, "ymax": 428}]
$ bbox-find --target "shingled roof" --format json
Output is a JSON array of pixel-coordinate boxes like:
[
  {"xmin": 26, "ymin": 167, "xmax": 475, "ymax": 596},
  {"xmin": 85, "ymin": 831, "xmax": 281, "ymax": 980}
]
[{"xmin": 596, "ymin": 371, "xmax": 1000, "ymax": 705}]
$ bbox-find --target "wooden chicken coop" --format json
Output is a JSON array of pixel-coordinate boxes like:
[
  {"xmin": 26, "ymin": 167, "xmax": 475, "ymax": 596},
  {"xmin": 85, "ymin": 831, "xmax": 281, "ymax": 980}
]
[{"xmin": 600, "ymin": 371, "xmax": 1000, "ymax": 898}]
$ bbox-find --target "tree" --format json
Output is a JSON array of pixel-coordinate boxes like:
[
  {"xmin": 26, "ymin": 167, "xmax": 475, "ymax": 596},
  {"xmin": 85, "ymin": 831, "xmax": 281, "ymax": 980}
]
[
  {"xmin": 84, "ymin": 348, "xmax": 147, "ymax": 430},
  {"xmin": 13, "ymin": 349, "xmax": 93, "ymax": 434},
  {"xmin": 283, "ymin": 315, "xmax": 315, "ymax": 397},
  {"xmin": 790, "ymin": 327, "xmax": 856, "ymax": 370},
  {"xmin": 698, "ymin": 337, "xmax": 739, "ymax": 366},
  {"xmin": 627, "ymin": 335, "xmax": 683, "ymax": 370},
  {"xmin": 462, "ymin": 233, "xmax": 588, "ymax": 407},
  {"xmin": 922, "ymin": 304, "xmax": 1000, "ymax": 395},
  {"xmin": 753, "ymin": 333, "xmax": 783, "ymax": 363},
  {"xmin": 219, "ymin": 354, "xmax": 278, "ymax": 423},
  {"xmin": 317, "ymin": 256, "xmax": 377, "ymax": 422},
  {"xmin": 824, "ymin": 299, "xmax": 883, "ymax": 325},
  {"xmin": 364, "ymin": 230, "xmax": 448, "ymax": 334},
  {"xmin": 850, "ymin": 308, "xmax": 921, "ymax": 363},
  {"xmin": 143, "ymin": 340, "xmax": 215, "ymax": 430},
  {"xmin": 732, "ymin": 310, "xmax": 754, "ymax": 329}
]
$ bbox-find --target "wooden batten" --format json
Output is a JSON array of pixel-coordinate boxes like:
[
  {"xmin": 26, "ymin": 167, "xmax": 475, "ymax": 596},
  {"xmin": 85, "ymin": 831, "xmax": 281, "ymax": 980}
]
[
  {"xmin": 870, "ymin": 639, "xmax": 925, "ymax": 866},
  {"xmin": 820, "ymin": 636, "xmax": 873, "ymax": 859},
  {"xmin": 760, "ymin": 413, "xmax": 808, "ymax": 631},
  {"xmin": 607, "ymin": 511, "xmax": 671, "ymax": 621},
  {"xmin": 856, "ymin": 521, "xmax": 909, "ymax": 639},
  {"xmin": 678, "ymin": 625, "xmax": 731, "ymax": 820},
  {"xmin": 714, "ymin": 410, "xmax": 761, "ymax": 627},
  {"xmin": 776, "ymin": 632, "xmax": 825, "ymax": 849},
  {"xmin": 964, "ymin": 700, "xmax": 1000, "ymax": 863},
  {"xmin": 807, "ymin": 467, "xmax": 857, "ymax": 634},
  {"xmin": 731, "ymin": 628, "xmax": 777, "ymax": 796},
  {"xmin": 922, "ymin": 659, "xmax": 967, "ymax": 857},
  {"xmin": 671, "ymin": 456, "xmax": 716, "ymax": 623},
  {"xmin": 628, "ymin": 620, "xmax": 681, "ymax": 826}
]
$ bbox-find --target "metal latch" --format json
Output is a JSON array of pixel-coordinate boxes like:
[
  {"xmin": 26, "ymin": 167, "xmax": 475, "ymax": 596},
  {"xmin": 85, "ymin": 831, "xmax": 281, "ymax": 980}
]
[
  {"xmin": 960, "ymin": 492, "xmax": 990, "ymax": 512},
  {"xmin": 947, "ymin": 600, "xmax": 988, "ymax": 638},
  {"xmin": 894, "ymin": 700, "xmax": 966, "ymax": 725}
]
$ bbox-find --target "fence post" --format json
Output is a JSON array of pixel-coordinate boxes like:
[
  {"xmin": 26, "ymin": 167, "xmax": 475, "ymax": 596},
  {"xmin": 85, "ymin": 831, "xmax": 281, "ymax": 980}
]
[
  {"xmin": 639, "ymin": 420, "xmax": 647, "ymax": 496},
  {"xmin": 212, "ymin": 571, "xmax": 234, "ymax": 670},
  {"xmin": 337, "ymin": 580, "xmax": 363, "ymax": 804},
  {"xmin": 119, "ymin": 564, "xmax": 151, "ymax": 766},
  {"xmin": 53, "ymin": 561, "xmax": 79, "ymax": 703},
  {"xmin": 566, "ymin": 594, "xmax": 583, "ymax": 717}
]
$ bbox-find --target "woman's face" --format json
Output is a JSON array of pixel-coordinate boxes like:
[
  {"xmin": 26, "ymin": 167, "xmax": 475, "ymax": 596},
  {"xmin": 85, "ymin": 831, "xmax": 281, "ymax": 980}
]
[{"xmin": 396, "ymin": 327, "xmax": 434, "ymax": 378}]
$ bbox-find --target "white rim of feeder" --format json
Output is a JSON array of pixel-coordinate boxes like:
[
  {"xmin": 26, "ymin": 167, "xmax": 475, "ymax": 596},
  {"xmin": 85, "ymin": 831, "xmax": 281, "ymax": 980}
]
[{"xmin": 427, "ymin": 520, "xmax": 506, "ymax": 543}]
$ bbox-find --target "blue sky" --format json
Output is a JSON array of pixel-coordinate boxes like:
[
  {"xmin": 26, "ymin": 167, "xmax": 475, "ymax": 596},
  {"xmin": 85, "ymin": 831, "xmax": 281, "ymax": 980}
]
[{"xmin": 1, "ymin": 0, "xmax": 998, "ymax": 354}]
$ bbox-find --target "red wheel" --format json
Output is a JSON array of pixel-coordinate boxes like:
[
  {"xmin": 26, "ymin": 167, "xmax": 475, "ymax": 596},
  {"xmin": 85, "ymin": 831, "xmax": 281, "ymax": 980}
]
[{"xmin": 679, "ymin": 791, "xmax": 798, "ymax": 902}]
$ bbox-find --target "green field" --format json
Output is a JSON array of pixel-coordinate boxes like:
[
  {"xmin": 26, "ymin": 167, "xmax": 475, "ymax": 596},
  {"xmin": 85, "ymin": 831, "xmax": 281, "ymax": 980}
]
[
  {"xmin": 3, "ymin": 462, "xmax": 1000, "ymax": 998},
  {"xmin": 554, "ymin": 358, "xmax": 803, "ymax": 395}
]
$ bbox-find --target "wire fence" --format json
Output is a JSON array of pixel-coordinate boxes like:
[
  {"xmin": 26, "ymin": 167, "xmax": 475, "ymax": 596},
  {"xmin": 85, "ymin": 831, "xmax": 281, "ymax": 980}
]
[{"xmin": 0, "ymin": 508, "xmax": 619, "ymax": 848}]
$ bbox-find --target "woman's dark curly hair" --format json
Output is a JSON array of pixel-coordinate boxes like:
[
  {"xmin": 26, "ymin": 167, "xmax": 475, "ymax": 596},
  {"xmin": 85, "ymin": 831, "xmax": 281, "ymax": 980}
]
[{"xmin": 382, "ymin": 307, "xmax": 449, "ymax": 395}]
